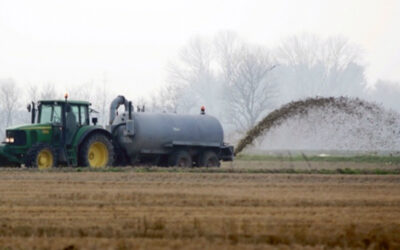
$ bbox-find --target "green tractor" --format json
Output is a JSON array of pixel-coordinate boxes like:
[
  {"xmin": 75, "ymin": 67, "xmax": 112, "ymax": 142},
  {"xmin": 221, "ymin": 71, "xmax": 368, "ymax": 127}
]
[{"xmin": 0, "ymin": 95, "xmax": 114, "ymax": 169}]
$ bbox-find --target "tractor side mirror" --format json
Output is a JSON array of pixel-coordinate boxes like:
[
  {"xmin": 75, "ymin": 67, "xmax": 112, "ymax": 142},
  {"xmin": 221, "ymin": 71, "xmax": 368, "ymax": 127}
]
[
  {"xmin": 92, "ymin": 117, "xmax": 98, "ymax": 125},
  {"xmin": 27, "ymin": 104, "xmax": 31, "ymax": 112}
]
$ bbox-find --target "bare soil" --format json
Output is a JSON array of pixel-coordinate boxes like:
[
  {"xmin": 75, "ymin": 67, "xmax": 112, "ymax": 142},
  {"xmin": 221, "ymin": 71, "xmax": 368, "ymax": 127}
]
[
  {"xmin": 0, "ymin": 165, "xmax": 399, "ymax": 249},
  {"xmin": 222, "ymin": 159, "xmax": 400, "ymax": 171}
]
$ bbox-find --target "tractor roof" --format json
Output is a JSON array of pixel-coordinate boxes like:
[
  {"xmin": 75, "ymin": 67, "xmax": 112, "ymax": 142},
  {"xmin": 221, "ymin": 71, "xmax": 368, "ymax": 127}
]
[{"xmin": 38, "ymin": 100, "xmax": 91, "ymax": 105}]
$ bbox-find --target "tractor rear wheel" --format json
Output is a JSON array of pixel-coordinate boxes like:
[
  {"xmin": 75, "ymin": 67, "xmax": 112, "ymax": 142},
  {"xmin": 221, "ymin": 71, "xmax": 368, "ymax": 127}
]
[
  {"xmin": 168, "ymin": 150, "xmax": 192, "ymax": 167},
  {"xmin": 25, "ymin": 143, "xmax": 57, "ymax": 170},
  {"xmin": 198, "ymin": 151, "xmax": 220, "ymax": 167},
  {"xmin": 79, "ymin": 133, "xmax": 114, "ymax": 168}
]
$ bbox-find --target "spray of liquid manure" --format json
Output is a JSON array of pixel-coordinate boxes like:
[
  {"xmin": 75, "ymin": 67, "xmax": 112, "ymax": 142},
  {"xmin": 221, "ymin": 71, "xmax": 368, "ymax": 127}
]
[{"xmin": 235, "ymin": 96, "xmax": 400, "ymax": 155}]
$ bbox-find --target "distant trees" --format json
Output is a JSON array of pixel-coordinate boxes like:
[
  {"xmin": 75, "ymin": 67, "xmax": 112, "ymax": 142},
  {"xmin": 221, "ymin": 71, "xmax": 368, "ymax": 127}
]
[
  {"xmin": 367, "ymin": 80, "xmax": 400, "ymax": 112},
  {"xmin": 91, "ymin": 74, "xmax": 117, "ymax": 126},
  {"xmin": 27, "ymin": 84, "xmax": 40, "ymax": 103},
  {"xmin": 39, "ymin": 83, "xmax": 58, "ymax": 100},
  {"xmin": 153, "ymin": 37, "xmax": 219, "ymax": 114},
  {"xmin": 93, "ymin": 79, "xmax": 110, "ymax": 126},
  {"xmin": 64, "ymin": 76, "xmax": 116, "ymax": 127},
  {"xmin": 224, "ymin": 51, "xmax": 276, "ymax": 130},
  {"xmin": 1, "ymin": 31, "xmax": 399, "ymax": 145},
  {"xmin": 161, "ymin": 32, "xmax": 278, "ymax": 133},
  {"xmin": 67, "ymin": 81, "xmax": 94, "ymax": 101},
  {"xmin": 26, "ymin": 83, "xmax": 59, "ymax": 104},
  {"xmin": 220, "ymin": 45, "xmax": 278, "ymax": 131},
  {"xmin": 275, "ymin": 34, "xmax": 367, "ymax": 103},
  {"xmin": 151, "ymin": 32, "xmax": 375, "ymax": 140},
  {"xmin": 0, "ymin": 79, "xmax": 20, "ymax": 129},
  {"xmin": 150, "ymin": 83, "xmax": 184, "ymax": 113},
  {"xmin": 217, "ymin": 33, "xmax": 277, "ymax": 130}
]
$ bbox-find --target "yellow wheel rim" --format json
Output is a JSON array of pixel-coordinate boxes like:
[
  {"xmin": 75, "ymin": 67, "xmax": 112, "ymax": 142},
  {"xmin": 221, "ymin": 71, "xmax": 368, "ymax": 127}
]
[
  {"xmin": 88, "ymin": 142, "xmax": 109, "ymax": 168},
  {"xmin": 37, "ymin": 149, "xmax": 54, "ymax": 170}
]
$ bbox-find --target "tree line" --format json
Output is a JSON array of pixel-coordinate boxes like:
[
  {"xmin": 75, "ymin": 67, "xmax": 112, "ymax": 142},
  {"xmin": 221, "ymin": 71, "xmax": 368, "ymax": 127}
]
[
  {"xmin": 0, "ymin": 32, "xmax": 399, "ymax": 141},
  {"xmin": 149, "ymin": 32, "xmax": 400, "ymax": 141}
]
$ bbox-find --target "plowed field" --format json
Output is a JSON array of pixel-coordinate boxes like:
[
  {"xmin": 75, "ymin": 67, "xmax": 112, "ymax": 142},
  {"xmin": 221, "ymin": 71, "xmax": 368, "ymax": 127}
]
[{"xmin": 0, "ymin": 168, "xmax": 399, "ymax": 249}]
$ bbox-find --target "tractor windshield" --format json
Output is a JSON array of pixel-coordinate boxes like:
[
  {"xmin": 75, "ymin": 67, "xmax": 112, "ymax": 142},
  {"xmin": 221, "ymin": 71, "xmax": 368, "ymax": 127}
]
[{"xmin": 39, "ymin": 104, "xmax": 62, "ymax": 124}]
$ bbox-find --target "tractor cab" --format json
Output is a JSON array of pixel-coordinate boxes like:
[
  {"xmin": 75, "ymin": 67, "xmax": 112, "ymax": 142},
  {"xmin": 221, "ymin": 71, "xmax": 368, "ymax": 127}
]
[{"xmin": 29, "ymin": 99, "xmax": 91, "ymax": 144}]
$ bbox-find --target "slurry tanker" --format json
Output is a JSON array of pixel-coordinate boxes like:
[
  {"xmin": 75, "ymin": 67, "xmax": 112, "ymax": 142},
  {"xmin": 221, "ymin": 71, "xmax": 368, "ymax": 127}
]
[{"xmin": 0, "ymin": 95, "xmax": 233, "ymax": 169}]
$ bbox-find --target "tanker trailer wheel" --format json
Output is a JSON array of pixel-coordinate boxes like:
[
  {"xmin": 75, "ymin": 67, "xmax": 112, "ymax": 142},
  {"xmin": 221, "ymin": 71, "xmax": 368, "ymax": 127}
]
[
  {"xmin": 168, "ymin": 150, "xmax": 193, "ymax": 167},
  {"xmin": 79, "ymin": 133, "xmax": 114, "ymax": 168},
  {"xmin": 25, "ymin": 143, "xmax": 57, "ymax": 170},
  {"xmin": 198, "ymin": 151, "xmax": 220, "ymax": 167}
]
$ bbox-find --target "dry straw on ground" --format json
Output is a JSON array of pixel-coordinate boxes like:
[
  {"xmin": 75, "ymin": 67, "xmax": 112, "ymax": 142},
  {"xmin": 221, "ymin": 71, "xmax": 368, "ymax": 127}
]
[{"xmin": 0, "ymin": 169, "xmax": 399, "ymax": 249}]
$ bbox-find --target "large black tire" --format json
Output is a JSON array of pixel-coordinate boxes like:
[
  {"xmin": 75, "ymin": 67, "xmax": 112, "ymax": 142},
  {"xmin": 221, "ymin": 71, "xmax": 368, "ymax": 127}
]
[
  {"xmin": 198, "ymin": 151, "xmax": 220, "ymax": 167},
  {"xmin": 168, "ymin": 150, "xmax": 192, "ymax": 167},
  {"xmin": 113, "ymin": 142, "xmax": 129, "ymax": 166},
  {"xmin": 79, "ymin": 133, "xmax": 114, "ymax": 168},
  {"xmin": 25, "ymin": 143, "xmax": 58, "ymax": 170}
]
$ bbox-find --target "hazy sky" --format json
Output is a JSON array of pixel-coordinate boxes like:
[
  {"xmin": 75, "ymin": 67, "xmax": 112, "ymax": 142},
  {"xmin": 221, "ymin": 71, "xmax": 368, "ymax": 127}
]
[{"xmin": 0, "ymin": 0, "xmax": 399, "ymax": 100}]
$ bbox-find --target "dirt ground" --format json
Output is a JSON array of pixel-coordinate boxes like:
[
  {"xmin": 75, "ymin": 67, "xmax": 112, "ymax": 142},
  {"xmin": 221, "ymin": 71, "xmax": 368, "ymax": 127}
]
[
  {"xmin": 222, "ymin": 159, "xmax": 400, "ymax": 171},
  {"xmin": 0, "ymin": 166, "xmax": 399, "ymax": 249}
]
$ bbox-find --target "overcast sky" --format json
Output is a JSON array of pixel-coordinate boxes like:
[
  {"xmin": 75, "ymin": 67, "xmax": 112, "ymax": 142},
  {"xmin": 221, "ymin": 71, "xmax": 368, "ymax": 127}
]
[{"xmin": 0, "ymin": 0, "xmax": 399, "ymax": 100}]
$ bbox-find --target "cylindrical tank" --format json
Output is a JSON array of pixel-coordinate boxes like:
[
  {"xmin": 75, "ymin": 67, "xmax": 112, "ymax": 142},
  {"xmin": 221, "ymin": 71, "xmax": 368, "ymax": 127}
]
[{"xmin": 112, "ymin": 112, "xmax": 224, "ymax": 157}]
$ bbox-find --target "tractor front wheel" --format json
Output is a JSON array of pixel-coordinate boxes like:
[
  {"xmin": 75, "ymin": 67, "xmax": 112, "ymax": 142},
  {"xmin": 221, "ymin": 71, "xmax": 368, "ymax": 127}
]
[
  {"xmin": 79, "ymin": 134, "xmax": 114, "ymax": 168},
  {"xmin": 25, "ymin": 143, "xmax": 57, "ymax": 170}
]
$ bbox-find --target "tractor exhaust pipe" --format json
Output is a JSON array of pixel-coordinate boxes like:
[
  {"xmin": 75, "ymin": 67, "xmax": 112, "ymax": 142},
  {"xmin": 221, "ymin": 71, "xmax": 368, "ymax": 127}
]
[{"xmin": 109, "ymin": 95, "xmax": 129, "ymax": 125}]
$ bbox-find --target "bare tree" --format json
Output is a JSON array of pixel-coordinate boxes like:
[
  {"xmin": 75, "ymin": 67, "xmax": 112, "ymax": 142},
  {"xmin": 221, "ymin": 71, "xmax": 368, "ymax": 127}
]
[
  {"xmin": 150, "ymin": 81, "xmax": 195, "ymax": 113},
  {"xmin": 276, "ymin": 33, "xmax": 322, "ymax": 67},
  {"xmin": 0, "ymin": 79, "xmax": 20, "ymax": 128},
  {"xmin": 27, "ymin": 84, "xmax": 39, "ymax": 103},
  {"xmin": 323, "ymin": 36, "xmax": 362, "ymax": 71},
  {"xmin": 163, "ymin": 37, "xmax": 219, "ymax": 114},
  {"xmin": 40, "ymin": 83, "xmax": 58, "ymax": 100},
  {"xmin": 99, "ymin": 74, "xmax": 109, "ymax": 126},
  {"xmin": 275, "ymin": 33, "xmax": 366, "ymax": 102},
  {"xmin": 156, "ymin": 32, "xmax": 279, "ymax": 135},
  {"xmin": 91, "ymin": 73, "xmax": 116, "ymax": 127},
  {"xmin": 67, "ymin": 80, "xmax": 95, "ymax": 101},
  {"xmin": 214, "ymin": 31, "xmax": 244, "ymax": 82},
  {"xmin": 214, "ymin": 32, "xmax": 279, "ymax": 131},
  {"xmin": 222, "ymin": 45, "xmax": 278, "ymax": 131}
]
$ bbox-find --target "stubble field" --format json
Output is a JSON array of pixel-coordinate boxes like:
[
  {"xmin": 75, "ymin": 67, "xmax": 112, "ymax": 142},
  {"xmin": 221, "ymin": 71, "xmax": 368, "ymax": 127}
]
[{"xmin": 0, "ymin": 159, "xmax": 400, "ymax": 249}]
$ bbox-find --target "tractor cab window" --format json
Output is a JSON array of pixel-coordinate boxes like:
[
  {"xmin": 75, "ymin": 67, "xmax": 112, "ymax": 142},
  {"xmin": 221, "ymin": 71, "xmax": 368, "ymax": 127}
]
[
  {"xmin": 81, "ymin": 106, "xmax": 89, "ymax": 125},
  {"xmin": 71, "ymin": 105, "xmax": 80, "ymax": 123},
  {"xmin": 39, "ymin": 104, "xmax": 62, "ymax": 124},
  {"xmin": 68, "ymin": 104, "xmax": 89, "ymax": 126}
]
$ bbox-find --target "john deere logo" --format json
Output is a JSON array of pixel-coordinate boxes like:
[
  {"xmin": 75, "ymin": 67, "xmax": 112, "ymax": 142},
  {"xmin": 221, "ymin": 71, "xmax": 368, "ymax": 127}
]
[{"xmin": 42, "ymin": 130, "xmax": 49, "ymax": 134}]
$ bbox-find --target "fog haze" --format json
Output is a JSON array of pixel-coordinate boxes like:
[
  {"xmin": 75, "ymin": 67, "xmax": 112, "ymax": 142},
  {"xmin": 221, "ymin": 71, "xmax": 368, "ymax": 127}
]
[{"xmin": 1, "ymin": 0, "xmax": 399, "ymax": 99}]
